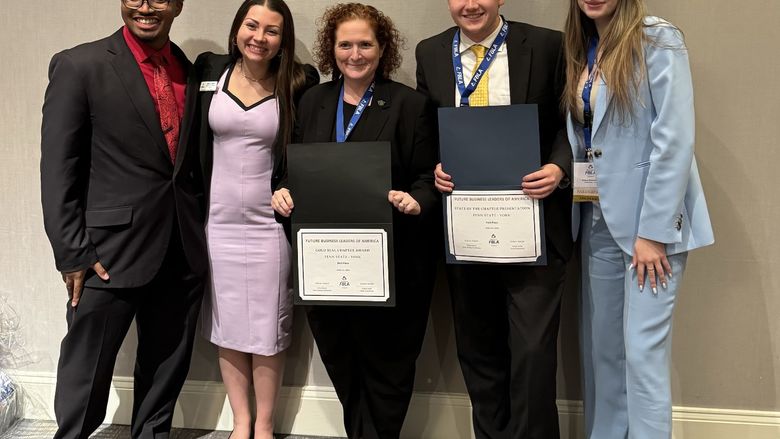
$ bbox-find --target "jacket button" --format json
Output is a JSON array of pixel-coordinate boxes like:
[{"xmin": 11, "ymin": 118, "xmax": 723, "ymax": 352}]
[
  {"xmin": 593, "ymin": 149, "xmax": 603, "ymax": 158},
  {"xmin": 675, "ymin": 214, "xmax": 683, "ymax": 231}
]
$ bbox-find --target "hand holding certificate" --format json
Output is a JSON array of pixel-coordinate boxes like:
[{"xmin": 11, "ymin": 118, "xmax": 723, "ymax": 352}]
[
  {"xmin": 438, "ymin": 105, "xmax": 547, "ymax": 264},
  {"xmin": 287, "ymin": 142, "xmax": 396, "ymax": 306}
]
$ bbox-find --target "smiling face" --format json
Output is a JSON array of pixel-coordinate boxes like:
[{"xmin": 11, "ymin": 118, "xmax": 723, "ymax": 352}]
[
  {"xmin": 235, "ymin": 4, "xmax": 284, "ymax": 66},
  {"xmin": 577, "ymin": 0, "xmax": 619, "ymax": 29},
  {"xmin": 334, "ymin": 18, "xmax": 383, "ymax": 86},
  {"xmin": 121, "ymin": 0, "xmax": 183, "ymax": 50},
  {"xmin": 447, "ymin": 0, "xmax": 505, "ymax": 43}
]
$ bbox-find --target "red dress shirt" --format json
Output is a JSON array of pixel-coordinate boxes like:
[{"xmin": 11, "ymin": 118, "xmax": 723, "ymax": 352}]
[{"xmin": 122, "ymin": 26, "xmax": 186, "ymax": 120}]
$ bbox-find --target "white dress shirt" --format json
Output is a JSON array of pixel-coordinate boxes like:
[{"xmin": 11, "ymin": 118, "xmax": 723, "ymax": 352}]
[{"xmin": 455, "ymin": 21, "xmax": 511, "ymax": 107}]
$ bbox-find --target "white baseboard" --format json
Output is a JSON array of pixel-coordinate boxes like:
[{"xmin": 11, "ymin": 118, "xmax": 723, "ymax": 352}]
[{"xmin": 9, "ymin": 370, "xmax": 780, "ymax": 438}]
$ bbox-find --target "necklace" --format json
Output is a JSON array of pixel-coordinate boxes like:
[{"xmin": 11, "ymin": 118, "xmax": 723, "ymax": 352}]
[{"xmin": 238, "ymin": 59, "xmax": 271, "ymax": 83}]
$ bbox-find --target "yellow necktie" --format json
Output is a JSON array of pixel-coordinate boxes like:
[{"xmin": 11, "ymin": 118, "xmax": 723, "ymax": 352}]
[{"xmin": 469, "ymin": 44, "xmax": 489, "ymax": 107}]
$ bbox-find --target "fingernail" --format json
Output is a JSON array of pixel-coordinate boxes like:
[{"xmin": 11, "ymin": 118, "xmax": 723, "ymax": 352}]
[
  {"xmin": 668, "ymin": 272, "xmax": 673, "ymax": 278},
  {"xmin": 639, "ymin": 284, "xmax": 644, "ymax": 292},
  {"xmin": 652, "ymin": 287, "xmax": 658, "ymax": 295},
  {"xmin": 628, "ymin": 263, "xmax": 634, "ymax": 271},
  {"xmin": 662, "ymin": 282, "xmax": 668, "ymax": 289}
]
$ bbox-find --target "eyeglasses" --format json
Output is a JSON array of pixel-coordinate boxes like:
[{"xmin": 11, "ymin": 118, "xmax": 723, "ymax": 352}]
[{"xmin": 122, "ymin": 0, "xmax": 171, "ymax": 11}]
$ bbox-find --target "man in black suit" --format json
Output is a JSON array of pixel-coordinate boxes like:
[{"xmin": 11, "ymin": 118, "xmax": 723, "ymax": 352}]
[
  {"xmin": 40, "ymin": 1, "xmax": 206, "ymax": 437},
  {"xmin": 415, "ymin": 1, "xmax": 573, "ymax": 438}
]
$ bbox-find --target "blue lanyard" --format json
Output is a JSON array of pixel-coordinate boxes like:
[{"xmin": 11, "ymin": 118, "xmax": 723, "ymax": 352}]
[
  {"xmin": 336, "ymin": 81, "xmax": 375, "ymax": 143},
  {"xmin": 452, "ymin": 18, "xmax": 510, "ymax": 107},
  {"xmin": 581, "ymin": 37, "xmax": 599, "ymax": 158}
]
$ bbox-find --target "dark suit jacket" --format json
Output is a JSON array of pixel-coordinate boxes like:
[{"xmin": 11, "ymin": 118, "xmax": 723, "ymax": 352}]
[
  {"xmin": 415, "ymin": 21, "xmax": 573, "ymax": 259},
  {"xmin": 41, "ymin": 28, "xmax": 207, "ymax": 289},
  {"xmin": 291, "ymin": 78, "xmax": 439, "ymax": 280}
]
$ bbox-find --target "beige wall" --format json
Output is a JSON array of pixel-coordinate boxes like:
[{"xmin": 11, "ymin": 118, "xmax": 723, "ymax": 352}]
[{"xmin": 1, "ymin": 0, "xmax": 779, "ymax": 425}]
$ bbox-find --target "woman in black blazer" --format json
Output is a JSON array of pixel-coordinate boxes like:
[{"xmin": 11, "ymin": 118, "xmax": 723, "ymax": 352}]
[
  {"xmin": 192, "ymin": 1, "xmax": 317, "ymax": 438},
  {"xmin": 271, "ymin": 4, "xmax": 438, "ymax": 439}
]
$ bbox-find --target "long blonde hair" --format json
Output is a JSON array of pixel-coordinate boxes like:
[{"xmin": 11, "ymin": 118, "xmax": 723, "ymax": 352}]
[{"xmin": 563, "ymin": 0, "xmax": 648, "ymax": 119}]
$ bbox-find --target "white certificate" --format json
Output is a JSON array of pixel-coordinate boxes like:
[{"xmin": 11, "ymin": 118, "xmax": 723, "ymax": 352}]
[
  {"xmin": 446, "ymin": 190, "xmax": 542, "ymax": 263},
  {"xmin": 296, "ymin": 229, "xmax": 391, "ymax": 302}
]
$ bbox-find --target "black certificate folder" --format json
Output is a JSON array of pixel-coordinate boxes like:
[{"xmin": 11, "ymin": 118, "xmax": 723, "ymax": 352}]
[
  {"xmin": 438, "ymin": 104, "xmax": 547, "ymax": 265},
  {"xmin": 287, "ymin": 142, "xmax": 395, "ymax": 307}
]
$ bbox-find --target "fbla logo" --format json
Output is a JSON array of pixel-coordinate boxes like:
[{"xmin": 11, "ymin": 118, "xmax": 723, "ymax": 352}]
[
  {"xmin": 339, "ymin": 276, "xmax": 350, "ymax": 287},
  {"xmin": 585, "ymin": 164, "xmax": 596, "ymax": 176},
  {"xmin": 489, "ymin": 234, "xmax": 499, "ymax": 245}
]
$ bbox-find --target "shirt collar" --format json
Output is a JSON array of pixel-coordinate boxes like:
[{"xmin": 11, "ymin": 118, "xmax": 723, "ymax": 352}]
[
  {"xmin": 122, "ymin": 25, "xmax": 173, "ymax": 64},
  {"xmin": 459, "ymin": 18, "xmax": 505, "ymax": 52}
]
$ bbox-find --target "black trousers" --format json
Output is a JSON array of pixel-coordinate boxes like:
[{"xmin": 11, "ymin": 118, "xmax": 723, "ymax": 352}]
[
  {"xmin": 447, "ymin": 247, "xmax": 567, "ymax": 439},
  {"xmin": 306, "ymin": 246, "xmax": 435, "ymax": 439},
  {"xmin": 53, "ymin": 234, "xmax": 204, "ymax": 439}
]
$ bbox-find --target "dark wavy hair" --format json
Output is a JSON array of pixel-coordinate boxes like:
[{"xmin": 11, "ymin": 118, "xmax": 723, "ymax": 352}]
[
  {"xmin": 227, "ymin": 0, "xmax": 308, "ymax": 155},
  {"xmin": 313, "ymin": 3, "xmax": 404, "ymax": 80}
]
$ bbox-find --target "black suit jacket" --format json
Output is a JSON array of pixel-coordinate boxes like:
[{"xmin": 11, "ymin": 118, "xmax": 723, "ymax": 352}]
[
  {"xmin": 294, "ymin": 78, "xmax": 438, "ymax": 221},
  {"xmin": 291, "ymin": 78, "xmax": 439, "ymax": 269},
  {"xmin": 415, "ymin": 21, "xmax": 573, "ymax": 259},
  {"xmin": 41, "ymin": 29, "xmax": 207, "ymax": 288}
]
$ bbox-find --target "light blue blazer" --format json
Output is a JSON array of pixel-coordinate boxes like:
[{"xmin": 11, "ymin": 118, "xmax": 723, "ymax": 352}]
[{"xmin": 568, "ymin": 17, "xmax": 714, "ymax": 256}]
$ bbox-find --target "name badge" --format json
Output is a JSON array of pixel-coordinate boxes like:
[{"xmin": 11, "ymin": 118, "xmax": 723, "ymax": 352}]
[
  {"xmin": 573, "ymin": 161, "xmax": 599, "ymax": 202},
  {"xmin": 199, "ymin": 81, "xmax": 218, "ymax": 92}
]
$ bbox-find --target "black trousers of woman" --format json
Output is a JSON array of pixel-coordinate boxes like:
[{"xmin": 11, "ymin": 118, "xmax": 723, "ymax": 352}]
[{"xmin": 306, "ymin": 235, "xmax": 435, "ymax": 439}]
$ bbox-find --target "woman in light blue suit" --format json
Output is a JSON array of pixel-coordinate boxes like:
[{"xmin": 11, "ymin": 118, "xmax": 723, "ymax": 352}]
[{"xmin": 562, "ymin": 0, "xmax": 714, "ymax": 437}]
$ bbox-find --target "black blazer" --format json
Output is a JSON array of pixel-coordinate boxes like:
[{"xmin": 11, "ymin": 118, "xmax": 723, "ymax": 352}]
[
  {"xmin": 415, "ymin": 21, "xmax": 573, "ymax": 260},
  {"xmin": 192, "ymin": 52, "xmax": 320, "ymax": 208},
  {"xmin": 290, "ymin": 78, "xmax": 439, "ymax": 252},
  {"xmin": 40, "ymin": 29, "xmax": 207, "ymax": 288}
]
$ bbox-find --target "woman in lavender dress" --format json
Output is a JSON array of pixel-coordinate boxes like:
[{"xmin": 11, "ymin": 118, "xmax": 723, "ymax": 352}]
[{"xmin": 193, "ymin": 1, "xmax": 317, "ymax": 437}]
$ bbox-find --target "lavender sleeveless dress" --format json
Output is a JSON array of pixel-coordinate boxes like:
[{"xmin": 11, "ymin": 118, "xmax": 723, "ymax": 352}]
[{"xmin": 201, "ymin": 67, "xmax": 292, "ymax": 355}]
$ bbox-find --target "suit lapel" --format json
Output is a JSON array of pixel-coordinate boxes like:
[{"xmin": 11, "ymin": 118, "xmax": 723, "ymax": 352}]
[
  {"xmin": 436, "ymin": 30, "xmax": 457, "ymax": 107},
  {"xmin": 107, "ymin": 31, "xmax": 171, "ymax": 163},
  {"xmin": 314, "ymin": 81, "xmax": 340, "ymax": 142},
  {"xmin": 506, "ymin": 23, "xmax": 531, "ymax": 104},
  {"xmin": 173, "ymin": 44, "xmax": 194, "ymax": 175},
  {"xmin": 360, "ymin": 80, "xmax": 391, "ymax": 141},
  {"xmin": 591, "ymin": 76, "xmax": 611, "ymax": 137}
]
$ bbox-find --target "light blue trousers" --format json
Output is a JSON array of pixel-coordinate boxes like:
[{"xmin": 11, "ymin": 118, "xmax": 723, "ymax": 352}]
[{"xmin": 580, "ymin": 203, "xmax": 688, "ymax": 439}]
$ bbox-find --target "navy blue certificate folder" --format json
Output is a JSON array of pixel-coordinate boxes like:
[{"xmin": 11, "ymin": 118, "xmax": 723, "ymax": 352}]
[{"xmin": 438, "ymin": 104, "xmax": 547, "ymax": 265}]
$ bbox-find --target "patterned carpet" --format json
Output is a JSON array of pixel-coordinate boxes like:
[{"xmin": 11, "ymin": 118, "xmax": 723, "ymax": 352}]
[{"xmin": 0, "ymin": 420, "xmax": 344, "ymax": 439}]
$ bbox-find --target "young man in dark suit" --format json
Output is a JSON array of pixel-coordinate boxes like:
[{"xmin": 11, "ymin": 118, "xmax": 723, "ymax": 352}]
[
  {"xmin": 415, "ymin": 1, "xmax": 573, "ymax": 438},
  {"xmin": 40, "ymin": 1, "xmax": 207, "ymax": 437}
]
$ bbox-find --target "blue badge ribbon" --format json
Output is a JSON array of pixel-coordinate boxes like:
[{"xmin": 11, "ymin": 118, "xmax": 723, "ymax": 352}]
[
  {"xmin": 581, "ymin": 37, "xmax": 599, "ymax": 157},
  {"xmin": 336, "ymin": 81, "xmax": 375, "ymax": 143},
  {"xmin": 452, "ymin": 17, "xmax": 510, "ymax": 107}
]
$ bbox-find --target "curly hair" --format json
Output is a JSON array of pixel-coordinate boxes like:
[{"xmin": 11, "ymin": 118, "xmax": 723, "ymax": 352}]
[{"xmin": 313, "ymin": 3, "xmax": 404, "ymax": 80}]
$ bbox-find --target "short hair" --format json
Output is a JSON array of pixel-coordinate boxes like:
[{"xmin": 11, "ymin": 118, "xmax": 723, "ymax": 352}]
[{"xmin": 313, "ymin": 3, "xmax": 404, "ymax": 80}]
